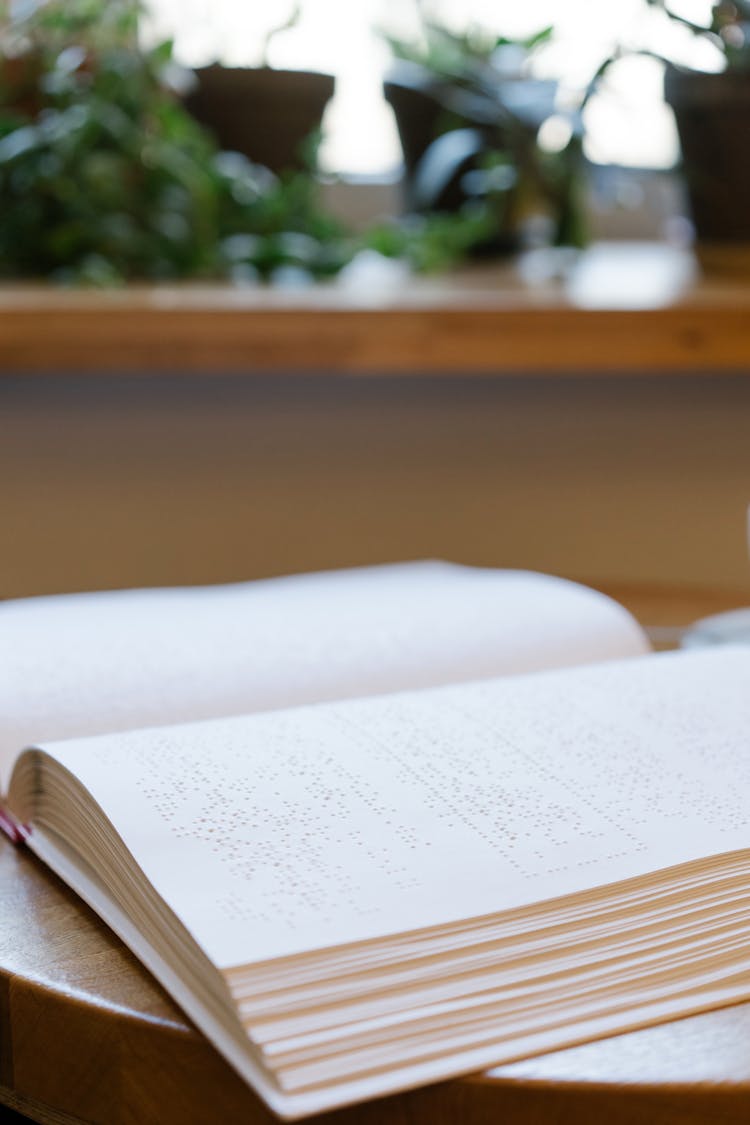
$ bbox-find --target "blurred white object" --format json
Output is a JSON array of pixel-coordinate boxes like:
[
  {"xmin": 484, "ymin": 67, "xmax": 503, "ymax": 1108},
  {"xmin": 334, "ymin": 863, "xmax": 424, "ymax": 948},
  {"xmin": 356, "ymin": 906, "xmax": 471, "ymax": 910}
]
[
  {"xmin": 335, "ymin": 249, "xmax": 411, "ymax": 291},
  {"xmin": 682, "ymin": 609, "xmax": 750, "ymax": 649}
]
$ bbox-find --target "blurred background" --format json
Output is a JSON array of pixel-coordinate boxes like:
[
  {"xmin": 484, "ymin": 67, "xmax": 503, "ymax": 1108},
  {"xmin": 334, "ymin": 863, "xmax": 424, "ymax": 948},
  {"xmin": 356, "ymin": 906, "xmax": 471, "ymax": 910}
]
[
  {"xmin": 145, "ymin": 0, "xmax": 719, "ymax": 184},
  {"xmin": 2, "ymin": 0, "xmax": 750, "ymax": 602}
]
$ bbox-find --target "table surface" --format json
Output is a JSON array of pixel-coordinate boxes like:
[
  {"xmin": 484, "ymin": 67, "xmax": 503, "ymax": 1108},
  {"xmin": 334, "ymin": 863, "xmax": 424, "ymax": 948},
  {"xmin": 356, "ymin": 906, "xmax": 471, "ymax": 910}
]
[
  {"xmin": 3, "ymin": 583, "xmax": 750, "ymax": 1125},
  {"xmin": 4, "ymin": 242, "xmax": 750, "ymax": 375}
]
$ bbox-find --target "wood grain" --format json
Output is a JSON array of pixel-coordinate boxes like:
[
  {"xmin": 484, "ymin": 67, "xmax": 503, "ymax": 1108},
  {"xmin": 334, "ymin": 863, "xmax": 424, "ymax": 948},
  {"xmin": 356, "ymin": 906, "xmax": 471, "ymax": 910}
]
[
  {"xmin": 2, "ymin": 584, "xmax": 750, "ymax": 1125},
  {"xmin": 3, "ymin": 244, "xmax": 750, "ymax": 376}
]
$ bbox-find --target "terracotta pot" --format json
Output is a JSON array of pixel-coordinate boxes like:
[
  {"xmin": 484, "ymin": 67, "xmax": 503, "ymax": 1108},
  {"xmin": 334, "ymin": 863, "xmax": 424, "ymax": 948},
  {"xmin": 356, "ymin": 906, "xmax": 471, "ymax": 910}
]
[
  {"xmin": 665, "ymin": 65, "xmax": 750, "ymax": 248},
  {"xmin": 0, "ymin": 52, "xmax": 46, "ymax": 118},
  {"xmin": 184, "ymin": 66, "xmax": 334, "ymax": 174}
]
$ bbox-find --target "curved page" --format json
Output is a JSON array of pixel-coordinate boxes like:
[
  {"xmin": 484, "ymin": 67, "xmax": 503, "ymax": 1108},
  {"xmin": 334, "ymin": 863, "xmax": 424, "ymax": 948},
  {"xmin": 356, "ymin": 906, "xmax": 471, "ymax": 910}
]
[{"xmin": 0, "ymin": 562, "xmax": 647, "ymax": 788}]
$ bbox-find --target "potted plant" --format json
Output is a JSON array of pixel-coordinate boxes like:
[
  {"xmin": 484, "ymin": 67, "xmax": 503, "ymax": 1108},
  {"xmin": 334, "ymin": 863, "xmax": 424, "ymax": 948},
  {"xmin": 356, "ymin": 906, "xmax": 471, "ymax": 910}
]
[
  {"xmin": 382, "ymin": 12, "xmax": 587, "ymax": 253},
  {"xmin": 647, "ymin": 0, "xmax": 750, "ymax": 265},
  {"xmin": 182, "ymin": 6, "xmax": 335, "ymax": 175},
  {"xmin": 0, "ymin": 0, "xmax": 351, "ymax": 282}
]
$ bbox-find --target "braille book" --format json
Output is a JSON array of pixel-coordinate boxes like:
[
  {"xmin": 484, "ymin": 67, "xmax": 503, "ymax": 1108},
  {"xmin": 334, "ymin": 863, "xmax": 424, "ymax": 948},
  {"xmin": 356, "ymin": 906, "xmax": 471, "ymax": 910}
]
[{"xmin": 2, "ymin": 562, "xmax": 750, "ymax": 1119}]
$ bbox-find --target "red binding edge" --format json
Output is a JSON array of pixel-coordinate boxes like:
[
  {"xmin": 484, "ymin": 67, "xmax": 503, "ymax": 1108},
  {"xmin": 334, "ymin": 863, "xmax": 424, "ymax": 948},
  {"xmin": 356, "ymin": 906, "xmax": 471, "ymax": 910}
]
[{"xmin": 0, "ymin": 806, "xmax": 30, "ymax": 844}]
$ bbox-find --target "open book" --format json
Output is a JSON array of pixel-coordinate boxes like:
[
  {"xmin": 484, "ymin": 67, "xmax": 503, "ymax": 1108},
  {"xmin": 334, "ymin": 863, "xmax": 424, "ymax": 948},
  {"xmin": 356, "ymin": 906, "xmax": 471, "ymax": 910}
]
[{"xmin": 3, "ymin": 561, "xmax": 750, "ymax": 1119}]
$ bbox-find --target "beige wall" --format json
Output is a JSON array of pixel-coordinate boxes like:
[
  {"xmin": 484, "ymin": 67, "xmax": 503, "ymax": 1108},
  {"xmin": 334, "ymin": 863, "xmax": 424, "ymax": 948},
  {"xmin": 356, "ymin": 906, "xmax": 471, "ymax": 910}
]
[{"xmin": 2, "ymin": 373, "xmax": 749, "ymax": 599}]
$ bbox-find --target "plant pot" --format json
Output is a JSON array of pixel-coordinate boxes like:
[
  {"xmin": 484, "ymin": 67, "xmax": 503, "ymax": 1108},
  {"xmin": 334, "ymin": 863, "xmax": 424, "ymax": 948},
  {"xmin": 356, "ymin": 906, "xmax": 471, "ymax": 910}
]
[
  {"xmin": 0, "ymin": 52, "xmax": 46, "ymax": 118},
  {"xmin": 184, "ymin": 66, "xmax": 334, "ymax": 174},
  {"xmin": 384, "ymin": 61, "xmax": 562, "ymax": 254},
  {"xmin": 383, "ymin": 64, "xmax": 456, "ymax": 201},
  {"xmin": 665, "ymin": 66, "xmax": 750, "ymax": 266}
]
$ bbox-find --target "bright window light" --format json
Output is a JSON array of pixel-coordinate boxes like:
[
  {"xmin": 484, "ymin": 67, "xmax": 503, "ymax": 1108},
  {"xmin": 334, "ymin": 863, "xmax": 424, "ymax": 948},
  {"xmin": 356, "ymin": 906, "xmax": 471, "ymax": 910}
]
[{"xmin": 143, "ymin": 0, "xmax": 723, "ymax": 175}]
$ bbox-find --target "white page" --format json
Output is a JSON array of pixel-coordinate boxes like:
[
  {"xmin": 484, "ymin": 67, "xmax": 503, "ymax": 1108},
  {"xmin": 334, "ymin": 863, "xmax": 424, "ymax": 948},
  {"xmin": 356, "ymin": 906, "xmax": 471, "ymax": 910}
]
[
  {"xmin": 21, "ymin": 647, "xmax": 750, "ymax": 971},
  {"xmin": 0, "ymin": 562, "xmax": 646, "ymax": 788}
]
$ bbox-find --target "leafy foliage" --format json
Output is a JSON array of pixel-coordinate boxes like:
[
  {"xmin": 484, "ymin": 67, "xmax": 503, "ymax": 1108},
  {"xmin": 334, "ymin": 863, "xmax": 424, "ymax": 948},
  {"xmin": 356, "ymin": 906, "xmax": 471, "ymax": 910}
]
[
  {"xmin": 383, "ymin": 18, "xmax": 553, "ymax": 88},
  {"xmin": 0, "ymin": 0, "xmax": 354, "ymax": 282},
  {"xmin": 0, "ymin": 0, "xmax": 548, "ymax": 283},
  {"xmin": 383, "ymin": 14, "xmax": 586, "ymax": 251},
  {"xmin": 364, "ymin": 205, "xmax": 495, "ymax": 273}
]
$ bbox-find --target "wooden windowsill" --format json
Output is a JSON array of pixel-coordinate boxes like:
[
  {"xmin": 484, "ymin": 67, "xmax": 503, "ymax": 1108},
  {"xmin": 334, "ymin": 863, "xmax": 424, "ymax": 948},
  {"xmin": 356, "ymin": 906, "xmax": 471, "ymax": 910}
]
[{"xmin": 2, "ymin": 242, "xmax": 749, "ymax": 376}]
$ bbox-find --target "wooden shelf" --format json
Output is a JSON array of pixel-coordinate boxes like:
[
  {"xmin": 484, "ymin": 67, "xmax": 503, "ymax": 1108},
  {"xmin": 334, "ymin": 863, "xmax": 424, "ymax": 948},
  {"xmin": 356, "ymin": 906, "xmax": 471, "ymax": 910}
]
[{"xmin": 3, "ymin": 242, "xmax": 750, "ymax": 375}]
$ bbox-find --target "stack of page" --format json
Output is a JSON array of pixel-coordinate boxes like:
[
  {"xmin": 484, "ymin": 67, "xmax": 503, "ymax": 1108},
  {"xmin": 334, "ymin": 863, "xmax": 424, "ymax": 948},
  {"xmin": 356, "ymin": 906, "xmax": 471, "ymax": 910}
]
[{"xmin": 3, "ymin": 562, "xmax": 750, "ymax": 1118}]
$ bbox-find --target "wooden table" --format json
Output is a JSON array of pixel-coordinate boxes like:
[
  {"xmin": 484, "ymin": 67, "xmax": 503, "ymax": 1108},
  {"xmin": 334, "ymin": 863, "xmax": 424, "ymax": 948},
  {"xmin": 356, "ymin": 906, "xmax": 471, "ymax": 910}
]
[
  {"xmin": 4, "ymin": 242, "xmax": 750, "ymax": 376},
  {"xmin": 2, "ymin": 584, "xmax": 750, "ymax": 1125}
]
